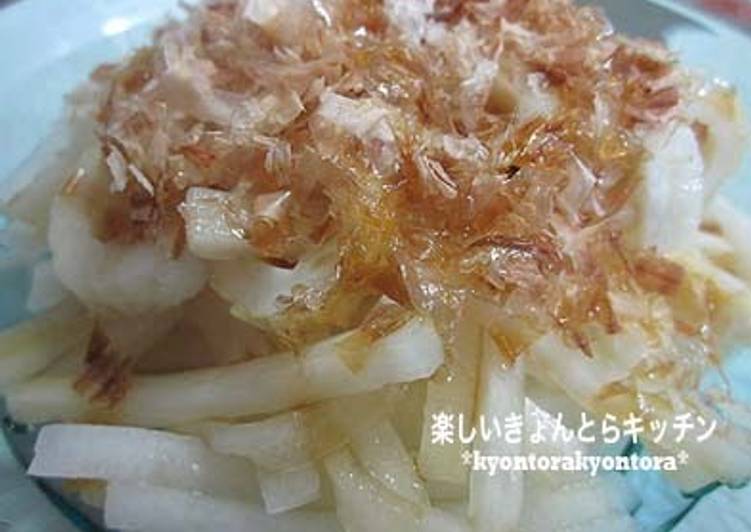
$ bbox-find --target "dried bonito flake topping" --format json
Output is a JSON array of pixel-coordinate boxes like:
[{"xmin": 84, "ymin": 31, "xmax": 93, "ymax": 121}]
[{"xmin": 81, "ymin": 0, "xmax": 745, "ymax": 356}]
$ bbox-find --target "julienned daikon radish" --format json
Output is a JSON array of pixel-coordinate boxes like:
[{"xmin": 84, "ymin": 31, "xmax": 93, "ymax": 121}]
[
  {"xmin": 208, "ymin": 411, "xmax": 313, "ymax": 470},
  {"xmin": 0, "ymin": 301, "xmax": 92, "ymax": 389},
  {"xmin": 517, "ymin": 399, "xmax": 638, "ymax": 531},
  {"xmin": 348, "ymin": 418, "xmax": 429, "ymax": 507},
  {"xmin": 179, "ymin": 187, "xmax": 251, "ymax": 261},
  {"xmin": 211, "ymin": 243, "xmax": 376, "ymax": 348},
  {"xmin": 207, "ymin": 391, "xmax": 427, "ymax": 510},
  {"xmin": 468, "ymin": 332, "xmax": 524, "ymax": 532},
  {"xmin": 211, "ymin": 244, "xmax": 339, "ymax": 317},
  {"xmin": 28, "ymin": 424, "xmax": 258, "ymax": 500},
  {"xmin": 525, "ymin": 326, "xmax": 649, "ymax": 407},
  {"xmin": 129, "ymin": 351, "xmax": 307, "ymax": 426},
  {"xmin": 527, "ymin": 321, "xmax": 751, "ymax": 491},
  {"xmin": 256, "ymin": 464, "xmax": 322, "ymax": 515},
  {"xmin": 104, "ymin": 482, "xmax": 342, "ymax": 532},
  {"xmin": 324, "ymin": 448, "xmax": 470, "ymax": 532},
  {"xmin": 418, "ymin": 317, "xmax": 480, "ymax": 499},
  {"xmin": 301, "ymin": 308, "xmax": 443, "ymax": 399},
  {"xmin": 207, "ymin": 412, "xmax": 322, "ymax": 514},
  {"xmin": 8, "ymin": 312, "xmax": 443, "ymax": 426},
  {"xmin": 389, "ymin": 381, "xmax": 426, "ymax": 452},
  {"xmin": 7, "ymin": 353, "xmax": 304, "ymax": 426}
]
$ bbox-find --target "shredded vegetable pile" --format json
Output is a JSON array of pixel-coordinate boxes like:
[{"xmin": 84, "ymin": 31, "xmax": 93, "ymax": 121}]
[{"xmin": 2, "ymin": 0, "xmax": 751, "ymax": 530}]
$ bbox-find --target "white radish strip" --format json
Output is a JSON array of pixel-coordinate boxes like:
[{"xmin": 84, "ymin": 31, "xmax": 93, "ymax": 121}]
[
  {"xmin": 28, "ymin": 424, "xmax": 258, "ymax": 500},
  {"xmin": 211, "ymin": 243, "xmax": 338, "ymax": 320},
  {"xmin": 697, "ymin": 231, "xmax": 734, "ymax": 260},
  {"xmin": 25, "ymin": 260, "xmax": 70, "ymax": 314},
  {"xmin": 390, "ymin": 381, "xmax": 426, "ymax": 451},
  {"xmin": 348, "ymin": 419, "xmax": 429, "ymax": 506},
  {"xmin": 44, "ymin": 342, "xmax": 89, "ymax": 377},
  {"xmin": 5, "ymin": 376, "xmax": 89, "ymax": 423},
  {"xmin": 7, "ymin": 316, "xmax": 443, "ymax": 427},
  {"xmin": 0, "ymin": 302, "xmax": 91, "ymax": 389},
  {"xmin": 319, "ymin": 387, "xmax": 396, "ymax": 437},
  {"xmin": 418, "ymin": 318, "xmax": 480, "ymax": 494},
  {"xmin": 302, "ymin": 316, "xmax": 444, "ymax": 399},
  {"xmin": 171, "ymin": 420, "xmax": 230, "ymax": 439},
  {"xmin": 207, "ymin": 389, "xmax": 405, "ymax": 465},
  {"xmin": 128, "ymin": 315, "xmax": 442, "ymax": 426},
  {"xmin": 530, "ymin": 332, "xmax": 751, "ymax": 491},
  {"xmin": 5, "ymin": 356, "xmax": 304, "ymax": 426},
  {"xmin": 522, "ymin": 398, "xmax": 586, "ymax": 458},
  {"xmin": 684, "ymin": 81, "xmax": 748, "ymax": 198},
  {"xmin": 324, "ymin": 448, "xmax": 422, "ymax": 532},
  {"xmin": 526, "ymin": 326, "xmax": 647, "ymax": 406},
  {"xmin": 676, "ymin": 252, "xmax": 751, "ymax": 345},
  {"xmin": 206, "ymin": 390, "xmax": 393, "ymax": 469},
  {"xmin": 104, "ymin": 482, "xmax": 342, "ymax": 532},
  {"xmin": 638, "ymin": 124, "xmax": 704, "ymax": 254},
  {"xmin": 468, "ymin": 332, "xmax": 524, "ymax": 532},
  {"xmin": 527, "ymin": 327, "xmax": 751, "ymax": 487},
  {"xmin": 705, "ymin": 196, "xmax": 751, "ymax": 283},
  {"xmin": 436, "ymin": 501, "xmax": 469, "ymax": 522},
  {"xmin": 529, "ymin": 329, "xmax": 751, "ymax": 491},
  {"xmin": 519, "ymin": 401, "xmax": 637, "ymax": 529},
  {"xmin": 525, "ymin": 376, "xmax": 586, "ymax": 432},
  {"xmin": 521, "ymin": 398, "xmax": 590, "ymax": 491},
  {"xmin": 208, "ymin": 411, "xmax": 312, "ymax": 471},
  {"xmin": 257, "ymin": 464, "xmax": 321, "ymax": 514},
  {"xmin": 426, "ymin": 481, "xmax": 467, "ymax": 502},
  {"xmin": 99, "ymin": 307, "xmax": 184, "ymax": 361},
  {"xmin": 179, "ymin": 187, "xmax": 249, "ymax": 261},
  {"xmin": 324, "ymin": 448, "xmax": 466, "ymax": 532},
  {"xmin": 122, "ymin": 353, "xmax": 307, "ymax": 427},
  {"xmin": 655, "ymin": 414, "xmax": 751, "ymax": 491},
  {"xmin": 182, "ymin": 289, "xmax": 277, "ymax": 361}
]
